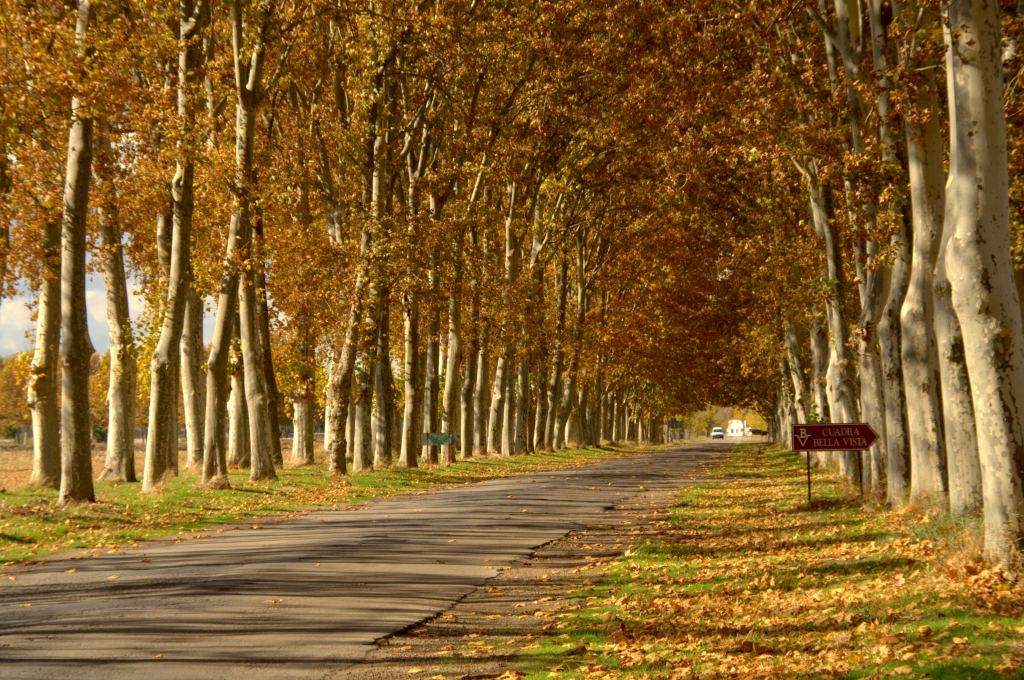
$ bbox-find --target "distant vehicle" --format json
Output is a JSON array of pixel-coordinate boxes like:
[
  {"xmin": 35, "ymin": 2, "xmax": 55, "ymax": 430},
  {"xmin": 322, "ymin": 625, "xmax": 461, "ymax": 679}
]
[
  {"xmin": 749, "ymin": 428, "xmax": 767, "ymax": 436},
  {"xmin": 711, "ymin": 427, "xmax": 724, "ymax": 439}
]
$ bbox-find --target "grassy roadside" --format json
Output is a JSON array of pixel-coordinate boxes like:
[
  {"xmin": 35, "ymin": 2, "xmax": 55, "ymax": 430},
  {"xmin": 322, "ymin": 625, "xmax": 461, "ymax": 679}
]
[
  {"xmin": 0, "ymin": 444, "xmax": 662, "ymax": 565},
  {"xmin": 513, "ymin": 445, "xmax": 1024, "ymax": 680}
]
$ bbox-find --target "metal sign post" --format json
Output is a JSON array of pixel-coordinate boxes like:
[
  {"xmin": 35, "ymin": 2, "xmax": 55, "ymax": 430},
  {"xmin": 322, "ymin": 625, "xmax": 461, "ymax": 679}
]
[{"xmin": 791, "ymin": 423, "xmax": 879, "ymax": 505}]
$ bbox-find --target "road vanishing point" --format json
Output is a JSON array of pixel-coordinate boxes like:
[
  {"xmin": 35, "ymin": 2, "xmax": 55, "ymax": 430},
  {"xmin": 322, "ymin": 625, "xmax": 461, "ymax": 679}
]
[{"xmin": 0, "ymin": 443, "xmax": 729, "ymax": 679}]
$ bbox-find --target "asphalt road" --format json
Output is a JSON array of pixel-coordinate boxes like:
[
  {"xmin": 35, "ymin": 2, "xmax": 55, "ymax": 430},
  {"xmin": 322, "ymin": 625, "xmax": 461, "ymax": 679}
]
[{"xmin": 0, "ymin": 442, "xmax": 730, "ymax": 679}]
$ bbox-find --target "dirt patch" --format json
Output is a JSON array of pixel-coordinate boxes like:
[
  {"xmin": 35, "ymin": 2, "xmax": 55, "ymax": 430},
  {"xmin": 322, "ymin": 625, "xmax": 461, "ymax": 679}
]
[{"xmin": 326, "ymin": 479, "xmax": 698, "ymax": 680}]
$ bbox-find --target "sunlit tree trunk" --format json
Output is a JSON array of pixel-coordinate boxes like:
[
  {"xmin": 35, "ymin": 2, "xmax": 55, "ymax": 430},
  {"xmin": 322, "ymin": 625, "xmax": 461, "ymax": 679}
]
[
  {"xmin": 936, "ymin": 27, "xmax": 981, "ymax": 515},
  {"xmin": 26, "ymin": 211, "xmax": 61, "ymax": 489},
  {"xmin": 902, "ymin": 63, "xmax": 948, "ymax": 501},
  {"xmin": 399, "ymin": 292, "xmax": 420, "ymax": 468},
  {"xmin": 374, "ymin": 293, "xmax": 394, "ymax": 467},
  {"xmin": 783, "ymin": 312, "xmax": 809, "ymax": 424},
  {"xmin": 545, "ymin": 258, "xmax": 568, "ymax": 449},
  {"xmin": 460, "ymin": 229, "xmax": 479, "ymax": 459},
  {"xmin": 422, "ymin": 261, "xmax": 441, "ymax": 464},
  {"xmin": 228, "ymin": 355, "xmax": 250, "ymax": 468},
  {"xmin": 946, "ymin": 0, "xmax": 1024, "ymax": 562},
  {"xmin": 881, "ymin": 216, "xmax": 912, "ymax": 506},
  {"xmin": 255, "ymin": 265, "xmax": 282, "ymax": 467},
  {"xmin": 96, "ymin": 134, "xmax": 137, "ymax": 483},
  {"xmin": 58, "ymin": 0, "xmax": 96, "ymax": 505},
  {"xmin": 181, "ymin": 285, "xmax": 204, "ymax": 470},
  {"xmin": 144, "ymin": 0, "xmax": 206, "ymax": 491}
]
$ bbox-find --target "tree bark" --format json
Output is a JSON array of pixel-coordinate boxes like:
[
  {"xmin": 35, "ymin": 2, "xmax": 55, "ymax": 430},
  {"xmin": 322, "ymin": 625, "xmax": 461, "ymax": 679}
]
[
  {"xmin": 181, "ymin": 285, "xmax": 204, "ymax": 471},
  {"xmin": 256, "ymin": 266, "xmax": 283, "ymax": 467},
  {"xmin": 97, "ymin": 138, "xmax": 137, "ymax": 483},
  {"xmin": 902, "ymin": 67, "xmax": 948, "ymax": 501},
  {"xmin": 936, "ymin": 28, "xmax": 982, "ymax": 516},
  {"xmin": 26, "ymin": 212, "xmax": 61, "ymax": 489},
  {"xmin": 809, "ymin": 180, "xmax": 858, "ymax": 476},
  {"xmin": 853, "ymin": 253, "xmax": 890, "ymax": 491},
  {"xmin": 325, "ymin": 231, "xmax": 371, "ymax": 475},
  {"xmin": 422, "ymin": 266, "xmax": 441, "ymax": 464},
  {"xmin": 881, "ymin": 216, "xmax": 912, "ymax": 506},
  {"xmin": 58, "ymin": 1, "xmax": 96, "ymax": 505},
  {"xmin": 374, "ymin": 294, "xmax": 394, "ymax": 467},
  {"xmin": 545, "ymin": 258, "xmax": 568, "ymax": 449},
  {"xmin": 441, "ymin": 285, "xmax": 461, "ymax": 464},
  {"xmin": 399, "ymin": 291, "xmax": 420, "ymax": 467},
  {"xmin": 783, "ymin": 312, "xmax": 809, "ymax": 424},
  {"xmin": 946, "ymin": 0, "xmax": 1024, "ymax": 562},
  {"xmin": 228, "ymin": 357, "xmax": 250, "ymax": 468},
  {"xmin": 145, "ymin": 0, "xmax": 206, "ymax": 490}
]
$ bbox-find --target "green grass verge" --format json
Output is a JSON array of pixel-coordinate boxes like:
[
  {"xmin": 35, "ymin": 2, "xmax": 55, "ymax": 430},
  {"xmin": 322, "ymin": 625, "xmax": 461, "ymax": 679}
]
[
  {"xmin": 512, "ymin": 445, "xmax": 1024, "ymax": 680},
  {"xmin": 0, "ymin": 444, "xmax": 664, "ymax": 564}
]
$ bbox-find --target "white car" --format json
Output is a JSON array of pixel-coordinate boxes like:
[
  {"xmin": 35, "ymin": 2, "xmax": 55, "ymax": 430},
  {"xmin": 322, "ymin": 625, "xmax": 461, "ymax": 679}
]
[{"xmin": 711, "ymin": 427, "xmax": 724, "ymax": 439}]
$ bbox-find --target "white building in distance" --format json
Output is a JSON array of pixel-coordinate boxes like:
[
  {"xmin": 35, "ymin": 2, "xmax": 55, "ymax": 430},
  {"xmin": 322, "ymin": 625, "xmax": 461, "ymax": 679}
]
[{"xmin": 726, "ymin": 419, "xmax": 748, "ymax": 437}]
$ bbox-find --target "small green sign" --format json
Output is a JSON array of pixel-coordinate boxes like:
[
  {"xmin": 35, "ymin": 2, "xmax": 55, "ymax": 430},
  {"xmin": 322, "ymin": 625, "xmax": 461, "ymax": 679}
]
[{"xmin": 421, "ymin": 433, "xmax": 456, "ymax": 447}]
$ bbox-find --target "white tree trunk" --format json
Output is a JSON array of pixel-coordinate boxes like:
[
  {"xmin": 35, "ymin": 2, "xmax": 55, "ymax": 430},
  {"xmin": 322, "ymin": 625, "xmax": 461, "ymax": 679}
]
[
  {"xmin": 58, "ymin": 2, "xmax": 96, "ymax": 505},
  {"xmin": 935, "ymin": 29, "xmax": 982, "ymax": 515},
  {"xmin": 399, "ymin": 292, "xmax": 420, "ymax": 468},
  {"xmin": 291, "ymin": 396, "xmax": 314, "ymax": 465},
  {"xmin": 181, "ymin": 286, "xmax": 204, "ymax": 470},
  {"xmin": 228, "ymin": 366, "xmax": 250, "ymax": 468},
  {"xmin": 783, "ymin": 312, "xmax": 809, "ymax": 423},
  {"xmin": 881, "ymin": 218, "xmax": 912, "ymax": 506},
  {"xmin": 902, "ymin": 69, "xmax": 948, "ymax": 501},
  {"xmin": 26, "ymin": 212, "xmax": 61, "ymax": 489},
  {"xmin": 97, "ymin": 140, "xmax": 137, "ymax": 483},
  {"xmin": 946, "ymin": 0, "xmax": 1024, "ymax": 562}
]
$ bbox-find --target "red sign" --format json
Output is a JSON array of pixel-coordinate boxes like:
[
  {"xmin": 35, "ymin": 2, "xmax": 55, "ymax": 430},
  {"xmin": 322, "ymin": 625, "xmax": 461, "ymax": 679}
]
[{"xmin": 791, "ymin": 423, "xmax": 878, "ymax": 451}]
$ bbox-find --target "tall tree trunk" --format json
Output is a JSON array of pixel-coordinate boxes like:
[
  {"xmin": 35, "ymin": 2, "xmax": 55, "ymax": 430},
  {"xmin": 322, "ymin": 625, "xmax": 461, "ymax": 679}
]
[
  {"xmin": 201, "ymin": 211, "xmax": 240, "ymax": 485},
  {"xmin": 545, "ymin": 258, "xmax": 568, "ymax": 449},
  {"xmin": 881, "ymin": 216, "xmax": 912, "ymax": 506},
  {"xmin": 783, "ymin": 312, "xmax": 809, "ymax": 423},
  {"xmin": 353, "ymin": 353, "xmax": 373, "ymax": 471},
  {"xmin": 946, "ymin": 0, "xmax": 1024, "ymax": 562},
  {"xmin": 374, "ymin": 293, "xmax": 394, "ymax": 467},
  {"xmin": 399, "ymin": 291, "xmax": 420, "ymax": 467},
  {"xmin": 181, "ymin": 285, "xmax": 204, "ymax": 470},
  {"xmin": 936, "ymin": 28, "xmax": 982, "ymax": 515},
  {"xmin": 460, "ymin": 285, "xmax": 478, "ymax": 460},
  {"xmin": 96, "ymin": 135, "xmax": 137, "ymax": 483},
  {"xmin": 228, "ymin": 357, "xmax": 250, "ymax": 468},
  {"xmin": 441, "ymin": 282, "xmax": 462, "ymax": 463},
  {"xmin": 145, "ymin": 0, "xmax": 205, "ymax": 491},
  {"xmin": 902, "ymin": 66, "xmax": 948, "ymax": 501},
  {"xmin": 290, "ymin": 313, "xmax": 316, "ymax": 466},
  {"xmin": 808, "ymin": 313, "xmax": 830, "ymax": 423},
  {"xmin": 26, "ymin": 212, "xmax": 61, "ymax": 489},
  {"xmin": 809, "ymin": 179, "xmax": 858, "ymax": 476},
  {"xmin": 853, "ymin": 257, "xmax": 890, "ymax": 492},
  {"xmin": 291, "ymin": 395, "xmax": 314, "ymax": 465},
  {"xmin": 58, "ymin": 2, "xmax": 96, "ymax": 505},
  {"xmin": 422, "ymin": 264, "xmax": 441, "ymax": 463},
  {"xmin": 473, "ymin": 341, "xmax": 489, "ymax": 455},
  {"xmin": 325, "ymin": 231, "xmax": 372, "ymax": 476},
  {"xmin": 255, "ymin": 266, "xmax": 282, "ymax": 467},
  {"xmin": 501, "ymin": 358, "xmax": 515, "ymax": 456},
  {"xmin": 323, "ymin": 353, "xmax": 337, "ymax": 454}
]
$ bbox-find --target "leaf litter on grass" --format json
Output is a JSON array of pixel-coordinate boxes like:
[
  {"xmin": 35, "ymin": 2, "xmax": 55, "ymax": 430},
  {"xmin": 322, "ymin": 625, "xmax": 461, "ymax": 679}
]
[{"xmin": 530, "ymin": 445, "xmax": 1024, "ymax": 680}]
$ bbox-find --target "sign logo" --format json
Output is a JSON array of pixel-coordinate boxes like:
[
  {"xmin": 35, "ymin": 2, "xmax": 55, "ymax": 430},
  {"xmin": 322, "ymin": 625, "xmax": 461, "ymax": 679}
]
[{"xmin": 790, "ymin": 423, "xmax": 878, "ymax": 451}]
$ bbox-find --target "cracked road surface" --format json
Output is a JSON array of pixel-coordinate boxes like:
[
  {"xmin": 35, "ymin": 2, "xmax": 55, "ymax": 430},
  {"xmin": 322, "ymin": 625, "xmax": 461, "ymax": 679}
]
[{"xmin": 0, "ymin": 443, "xmax": 730, "ymax": 679}]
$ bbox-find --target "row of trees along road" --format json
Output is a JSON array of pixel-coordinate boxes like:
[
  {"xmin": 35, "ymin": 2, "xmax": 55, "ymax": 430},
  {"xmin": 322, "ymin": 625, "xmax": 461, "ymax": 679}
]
[{"xmin": 3, "ymin": 1, "xmax": 1024, "ymax": 563}]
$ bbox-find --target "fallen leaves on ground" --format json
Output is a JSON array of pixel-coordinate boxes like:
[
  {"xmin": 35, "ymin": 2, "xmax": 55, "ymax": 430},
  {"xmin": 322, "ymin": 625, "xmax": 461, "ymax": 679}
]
[{"xmin": 541, "ymin": 446, "xmax": 1024, "ymax": 679}]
